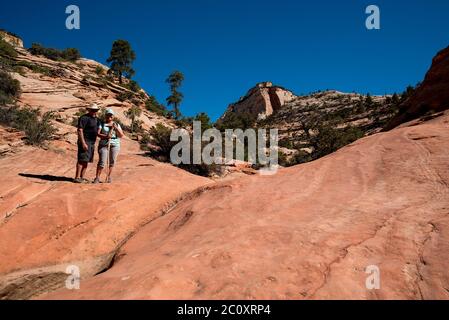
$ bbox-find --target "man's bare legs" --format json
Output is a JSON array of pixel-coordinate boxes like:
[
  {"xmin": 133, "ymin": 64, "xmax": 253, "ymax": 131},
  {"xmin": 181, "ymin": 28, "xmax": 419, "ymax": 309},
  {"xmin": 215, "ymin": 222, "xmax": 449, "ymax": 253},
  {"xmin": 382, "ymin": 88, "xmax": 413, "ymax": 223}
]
[{"xmin": 75, "ymin": 161, "xmax": 88, "ymax": 180}]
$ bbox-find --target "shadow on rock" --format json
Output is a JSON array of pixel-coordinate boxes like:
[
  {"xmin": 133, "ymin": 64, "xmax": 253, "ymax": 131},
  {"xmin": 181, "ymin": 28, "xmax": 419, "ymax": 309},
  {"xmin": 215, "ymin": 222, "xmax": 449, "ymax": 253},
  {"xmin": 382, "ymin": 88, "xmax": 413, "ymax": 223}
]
[{"xmin": 19, "ymin": 173, "xmax": 74, "ymax": 183}]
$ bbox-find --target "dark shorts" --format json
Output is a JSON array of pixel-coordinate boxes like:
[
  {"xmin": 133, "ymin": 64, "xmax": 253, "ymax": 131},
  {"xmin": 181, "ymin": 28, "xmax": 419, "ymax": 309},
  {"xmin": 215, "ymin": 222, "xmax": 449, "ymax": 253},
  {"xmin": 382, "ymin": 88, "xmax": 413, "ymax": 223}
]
[{"xmin": 77, "ymin": 141, "xmax": 95, "ymax": 163}]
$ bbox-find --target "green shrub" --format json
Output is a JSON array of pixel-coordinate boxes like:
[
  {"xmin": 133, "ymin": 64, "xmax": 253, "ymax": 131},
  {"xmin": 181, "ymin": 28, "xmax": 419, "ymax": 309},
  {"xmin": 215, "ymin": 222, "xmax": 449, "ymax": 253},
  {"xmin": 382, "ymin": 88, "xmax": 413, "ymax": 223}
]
[
  {"xmin": 24, "ymin": 110, "xmax": 58, "ymax": 145},
  {"xmin": 194, "ymin": 112, "xmax": 213, "ymax": 131},
  {"xmin": 311, "ymin": 125, "xmax": 364, "ymax": 159},
  {"xmin": 391, "ymin": 93, "xmax": 400, "ymax": 104},
  {"xmin": 131, "ymin": 97, "xmax": 141, "ymax": 106},
  {"xmin": 175, "ymin": 117, "xmax": 193, "ymax": 129},
  {"xmin": 277, "ymin": 150, "xmax": 311, "ymax": 167},
  {"xmin": 145, "ymin": 123, "xmax": 174, "ymax": 156},
  {"xmin": 117, "ymin": 91, "xmax": 134, "ymax": 102},
  {"xmin": 365, "ymin": 93, "xmax": 373, "ymax": 106},
  {"xmin": 0, "ymin": 105, "xmax": 22, "ymax": 125},
  {"xmin": 95, "ymin": 66, "xmax": 105, "ymax": 75},
  {"xmin": 178, "ymin": 162, "xmax": 218, "ymax": 177},
  {"xmin": 61, "ymin": 48, "xmax": 81, "ymax": 62},
  {"xmin": 141, "ymin": 123, "xmax": 217, "ymax": 177},
  {"xmin": 278, "ymin": 139, "xmax": 295, "ymax": 149},
  {"xmin": 0, "ymin": 55, "xmax": 12, "ymax": 71},
  {"xmin": 98, "ymin": 77, "xmax": 111, "ymax": 88},
  {"xmin": 29, "ymin": 43, "xmax": 59, "ymax": 60},
  {"xmin": 401, "ymin": 85, "xmax": 416, "ymax": 102},
  {"xmin": 277, "ymin": 150, "xmax": 289, "ymax": 167},
  {"xmin": 177, "ymin": 139, "xmax": 219, "ymax": 177},
  {"xmin": 0, "ymin": 106, "xmax": 57, "ymax": 146},
  {"xmin": 49, "ymin": 68, "xmax": 67, "ymax": 78},
  {"xmin": 216, "ymin": 112, "xmax": 256, "ymax": 131},
  {"xmin": 125, "ymin": 80, "xmax": 140, "ymax": 92},
  {"xmin": 28, "ymin": 43, "xmax": 81, "ymax": 62},
  {"xmin": 9, "ymin": 107, "xmax": 39, "ymax": 131},
  {"xmin": 98, "ymin": 74, "xmax": 115, "ymax": 88},
  {"xmin": 13, "ymin": 60, "xmax": 52, "ymax": 76},
  {"xmin": 288, "ymin": 150, "xmax": 313, "ymax": 166},
  {"xmin": 0, "ymin": 70, "xmax": 21, "ymax": 105},
  {"xmin": 0, "ymin": 37, "xmax": 18, "ymax": 72},
  {"xmin": 140, "ymin": 132, "xmax": 152, "ymax": 149},
  {"xmin": 0, "ymin": 37, "xmax": 17, "ymax": 59}
]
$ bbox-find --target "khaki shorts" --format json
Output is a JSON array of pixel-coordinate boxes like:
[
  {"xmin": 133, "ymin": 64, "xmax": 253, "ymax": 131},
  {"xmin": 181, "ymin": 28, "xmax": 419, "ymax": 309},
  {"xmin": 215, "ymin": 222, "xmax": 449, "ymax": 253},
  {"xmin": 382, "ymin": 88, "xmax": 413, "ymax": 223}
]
[{"xmin": 98, "ymin": 144, "xmax": 120, "ymax": 168}]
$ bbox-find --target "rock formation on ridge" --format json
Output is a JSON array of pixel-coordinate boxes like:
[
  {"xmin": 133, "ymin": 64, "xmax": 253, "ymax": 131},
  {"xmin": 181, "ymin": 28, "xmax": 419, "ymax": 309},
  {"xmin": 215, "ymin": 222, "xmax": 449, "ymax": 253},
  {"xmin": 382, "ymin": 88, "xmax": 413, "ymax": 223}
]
[
  {"xmin": 220, "ymin": 82, "xmax": 296, "ymax": 121},
  {"xmin": 384, "ymin": 45, "xmax": 449, "ymax": 130},
  {"xmin": 219, "ymin": 84, "xmax": 401, "ymax": 163}
]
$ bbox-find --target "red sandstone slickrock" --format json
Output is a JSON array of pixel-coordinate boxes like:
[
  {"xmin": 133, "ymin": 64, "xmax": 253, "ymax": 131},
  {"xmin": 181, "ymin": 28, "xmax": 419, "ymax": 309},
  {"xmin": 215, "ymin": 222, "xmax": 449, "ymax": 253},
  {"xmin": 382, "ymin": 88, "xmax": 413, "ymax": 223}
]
[
  {"xmin": 39, "ymin": 111, "xmax": 449, "ymax": 299},
  {"xmin": 1, "ymin": 32, "xmax": 449, "ymax": 300}
]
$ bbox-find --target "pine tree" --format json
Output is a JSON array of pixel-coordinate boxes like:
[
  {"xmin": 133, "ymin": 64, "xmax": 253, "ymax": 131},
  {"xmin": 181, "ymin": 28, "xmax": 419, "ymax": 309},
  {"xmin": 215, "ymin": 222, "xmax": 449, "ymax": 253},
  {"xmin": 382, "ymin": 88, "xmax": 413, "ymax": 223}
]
[
  {"xmin": 165, "ymin": 71, "xmax": 184, "ymax": 120},
  {"xmin": 107, "ymin": 40, "xmax": 136, "ymax": 84}
]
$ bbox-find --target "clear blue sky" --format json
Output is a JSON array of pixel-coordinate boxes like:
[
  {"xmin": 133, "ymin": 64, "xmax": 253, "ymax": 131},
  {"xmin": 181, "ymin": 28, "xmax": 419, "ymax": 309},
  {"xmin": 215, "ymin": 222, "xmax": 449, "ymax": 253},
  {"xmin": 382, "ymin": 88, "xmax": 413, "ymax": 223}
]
[{"xmin": 1, "ymin": 0, "xmax": 448, "ymax": 120}]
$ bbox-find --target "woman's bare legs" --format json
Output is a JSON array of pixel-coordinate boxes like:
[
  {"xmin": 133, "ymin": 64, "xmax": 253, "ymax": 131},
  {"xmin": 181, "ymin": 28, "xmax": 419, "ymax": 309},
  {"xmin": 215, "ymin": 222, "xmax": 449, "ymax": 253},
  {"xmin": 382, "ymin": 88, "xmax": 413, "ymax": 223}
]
[
  {"xmin": 106, "ymin": 166, "xmax": 114, "ymax": 182},
  {"xmin": 95, "ymin": 166, "xmax": 104, "ymax": 180}
]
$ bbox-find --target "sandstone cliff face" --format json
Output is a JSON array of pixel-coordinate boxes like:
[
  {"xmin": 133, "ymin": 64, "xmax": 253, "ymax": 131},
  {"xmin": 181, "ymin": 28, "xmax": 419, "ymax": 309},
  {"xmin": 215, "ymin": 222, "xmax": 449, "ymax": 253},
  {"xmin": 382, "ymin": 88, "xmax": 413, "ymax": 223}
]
[
  {"xmin": 0, "ymin": 30, "xmax": 23, "ymax": 48},
  {"xmin": 0, "ymin": 42, "xmax": 173, "ymax": 155},
  {"xmin": 0, "ymin": 36, "xmax": 174, "ymax": 155},
  {"xmin": 220, "ymin": 82, "xmax": 296, "ymax": 121},
  {"xmin": 385, "ymin": 45, "xmax": 449, "ymax": 130},
  {"xmin": 12, "ymin": 46, "xmax": 171, "ymax": 128}
]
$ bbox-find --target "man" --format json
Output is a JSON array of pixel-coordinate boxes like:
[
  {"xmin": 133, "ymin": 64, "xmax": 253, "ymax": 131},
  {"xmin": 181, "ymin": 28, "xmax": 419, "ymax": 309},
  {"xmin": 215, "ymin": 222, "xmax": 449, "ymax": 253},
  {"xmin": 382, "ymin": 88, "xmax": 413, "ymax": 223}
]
[{"xmin": 74, "ymin": 104, "xmax": 101, "ymax": 183}]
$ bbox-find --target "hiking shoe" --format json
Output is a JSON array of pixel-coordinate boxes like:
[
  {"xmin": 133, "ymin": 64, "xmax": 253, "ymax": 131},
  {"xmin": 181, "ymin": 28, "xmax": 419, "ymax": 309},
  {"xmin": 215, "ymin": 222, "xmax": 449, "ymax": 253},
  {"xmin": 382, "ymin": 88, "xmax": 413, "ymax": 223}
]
[
  {"xmin": 73, "ymin": 178, "xmax": 83, "ymax": 184},
  {"xmin": 106, "ymin": 177, "xmax": 112, "ymax": 184},
  {"xmin": 93, "ymin": 177, "xmax": 101, "ymax": 184}
]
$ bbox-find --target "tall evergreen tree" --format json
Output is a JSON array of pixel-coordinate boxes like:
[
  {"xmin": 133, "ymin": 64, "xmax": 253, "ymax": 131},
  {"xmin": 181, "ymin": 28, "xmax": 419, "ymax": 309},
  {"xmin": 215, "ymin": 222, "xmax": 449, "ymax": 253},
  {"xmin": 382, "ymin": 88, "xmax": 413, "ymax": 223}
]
[
  {"xmin": 107, "ymin": 40, "xmax": 136, "ymax": 84},
  {"xmin": 165, "ymin": 71, "xmax": 184, "ymax": 120}
]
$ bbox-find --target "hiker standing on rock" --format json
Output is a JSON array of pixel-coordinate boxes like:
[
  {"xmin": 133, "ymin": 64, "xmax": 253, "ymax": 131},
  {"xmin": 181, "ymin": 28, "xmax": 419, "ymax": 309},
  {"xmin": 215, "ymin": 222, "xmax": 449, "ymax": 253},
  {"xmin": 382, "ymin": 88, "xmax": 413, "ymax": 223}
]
[
  {"xmin": 74, "ymin": 104, "xmax": 101, "ymax": 184},
  {"xmin": 93, "ymin": 109, "xmax": 124, "ymax": 184}
]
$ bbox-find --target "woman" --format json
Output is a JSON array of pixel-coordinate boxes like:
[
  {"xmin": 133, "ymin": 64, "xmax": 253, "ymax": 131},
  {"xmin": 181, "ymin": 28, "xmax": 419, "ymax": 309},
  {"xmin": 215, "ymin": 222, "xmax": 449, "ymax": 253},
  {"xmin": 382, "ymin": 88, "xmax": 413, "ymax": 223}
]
[{"xmin": 93, "ymin": 109, "xmax": 124, "ymax": 183}]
